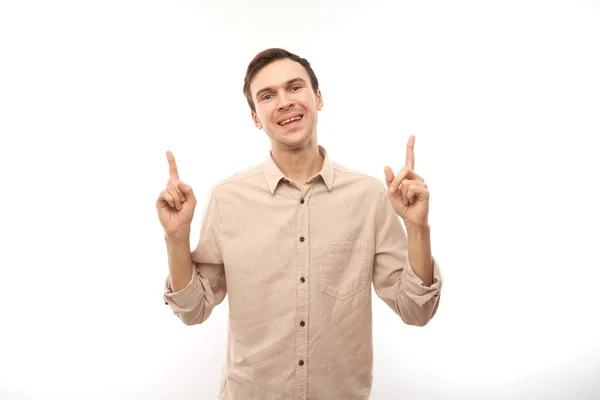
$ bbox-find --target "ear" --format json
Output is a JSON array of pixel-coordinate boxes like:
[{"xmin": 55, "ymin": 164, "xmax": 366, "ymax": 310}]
[
  {"xmin": 316, "ymin": 89, "xmax": 323, "ymax": 111},
  {"xmin": 251, "ymin": 111, "xmax": 263, "ymax": 130}
]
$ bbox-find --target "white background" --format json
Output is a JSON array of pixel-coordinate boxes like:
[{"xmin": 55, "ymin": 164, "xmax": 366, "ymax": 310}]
[{"xmin": 1, "ymin": 0, "xmax": 599, "ymax": 399}]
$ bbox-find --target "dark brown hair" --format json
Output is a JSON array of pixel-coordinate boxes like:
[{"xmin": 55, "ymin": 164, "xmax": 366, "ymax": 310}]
[{"xmin": 243, "ymin": 48, "xmax": 320, "ymax": 113}]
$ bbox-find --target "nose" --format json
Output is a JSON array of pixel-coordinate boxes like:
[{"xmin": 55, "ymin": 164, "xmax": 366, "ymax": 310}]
[{"xmin": 276, "ymin": 91, "xmax": 295, "ymax": 111}]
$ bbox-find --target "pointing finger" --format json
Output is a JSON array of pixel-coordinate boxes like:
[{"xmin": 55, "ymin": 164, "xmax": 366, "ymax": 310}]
[
  {"xmin": 166, "ymin": 151, "xmax": 179, "ymax": 180},
  {"xmin": 405, "ymin": 135, "xmax": 415, "ymax": 170}
]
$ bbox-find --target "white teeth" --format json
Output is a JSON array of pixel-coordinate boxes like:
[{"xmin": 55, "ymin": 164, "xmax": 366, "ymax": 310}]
[{"xmin": 279, "ymin": 116, "xmax": 302, "ymax": 126}]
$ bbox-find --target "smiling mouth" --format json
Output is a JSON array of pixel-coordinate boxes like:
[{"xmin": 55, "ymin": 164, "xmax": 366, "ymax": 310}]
[{"xmin": 278, "ymin": 115, "xmax": 303, "ymax": 126}]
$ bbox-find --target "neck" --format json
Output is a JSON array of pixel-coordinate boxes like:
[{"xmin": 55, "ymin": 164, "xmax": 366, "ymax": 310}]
[{"xmin": 270, "ymin": 140, "xmax": 324, "ymax": 186}]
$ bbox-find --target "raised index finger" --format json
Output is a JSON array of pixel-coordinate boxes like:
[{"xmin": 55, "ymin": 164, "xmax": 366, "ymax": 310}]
[
  {"xmin": 405, "ymin": 135, "xmax": 415, "ymax": 170},
  {"xmin": 166, "ymin": 151, "xmax": 179, "ymax": 180}
]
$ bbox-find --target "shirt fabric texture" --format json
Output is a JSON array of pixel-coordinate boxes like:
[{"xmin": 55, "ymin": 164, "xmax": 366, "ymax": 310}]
[{"xmin": 163, "ymin": 145, "xmax": 443, "ymax": 399}]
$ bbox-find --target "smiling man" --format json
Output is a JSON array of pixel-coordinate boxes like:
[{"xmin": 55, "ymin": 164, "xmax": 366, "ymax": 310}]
[
  {"xmin": 158, "ymin": 48, "xmax": 443, "ymax": 399},
  {"xmin": 247, "ymin": 56, "xmax": 324, "ymax": 189}
]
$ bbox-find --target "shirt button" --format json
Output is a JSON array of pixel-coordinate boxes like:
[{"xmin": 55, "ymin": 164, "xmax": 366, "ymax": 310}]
[
  {"xmin": 300, "ymin": 277, "xmax": 305, "ymax": 283},
  {"xmin": 299, "ymin": 236, "xmax": 305, "ymax": 242},
  {"xmin": 300, "ymin": 321, "xmax": 305, "ymax": 327},
  {"xmin": 299, "ymin": 360, "xmax": 304, "ymax": 366},
  {"xmin": 300, "ymin": 198, "xmax": 305, "ymax": 204}
]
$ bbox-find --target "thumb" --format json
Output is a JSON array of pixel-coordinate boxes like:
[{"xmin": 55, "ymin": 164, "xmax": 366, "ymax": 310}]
[
  {"xmin": 383, "ymin": 166, "xmax": 394, "ymax": 187},
  {"xmin": 177, "ymin": 181, "xmax": 195, "ymax": 197}
]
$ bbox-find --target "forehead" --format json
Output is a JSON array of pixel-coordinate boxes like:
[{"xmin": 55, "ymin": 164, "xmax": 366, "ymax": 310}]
[{"xmin": 250, "ymin": 58, "xmax": 310, "ymax": 96}]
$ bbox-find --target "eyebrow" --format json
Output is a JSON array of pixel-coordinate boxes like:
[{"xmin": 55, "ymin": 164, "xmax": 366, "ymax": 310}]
[{"xmin": 255, "ymin": 78, "xmax": 307, "ymax": 100}]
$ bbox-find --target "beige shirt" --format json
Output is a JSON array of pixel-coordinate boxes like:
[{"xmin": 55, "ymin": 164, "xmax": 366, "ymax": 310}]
[{"xmin": 163, "ymin": 145, "xmax": 443, "ymax": 399}]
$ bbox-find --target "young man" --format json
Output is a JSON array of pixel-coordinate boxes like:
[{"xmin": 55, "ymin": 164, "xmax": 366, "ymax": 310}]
[{"xmin": 157, "ymin": 48, "xmax": 443, "ymax": 399}]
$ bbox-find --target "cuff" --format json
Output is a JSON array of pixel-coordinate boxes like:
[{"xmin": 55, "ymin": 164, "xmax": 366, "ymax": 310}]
[
  {"xmin": 163, "ymin": 269, "xmax": 203, "ymax": 312},
  {"xmin": 399, "ymin": 257, "xmax": 443, "ymax": 307}
]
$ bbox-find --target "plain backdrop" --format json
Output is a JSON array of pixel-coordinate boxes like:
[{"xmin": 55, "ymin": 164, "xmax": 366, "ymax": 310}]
[{"xmin": 1, "ymin": 0, "xmax": 599, "ymax": 399}]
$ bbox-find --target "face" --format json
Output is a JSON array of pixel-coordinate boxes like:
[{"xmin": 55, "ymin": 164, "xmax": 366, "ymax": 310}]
[{"xmin": 250, "ymin": 58, "xmax": 323, "ymax": 150}]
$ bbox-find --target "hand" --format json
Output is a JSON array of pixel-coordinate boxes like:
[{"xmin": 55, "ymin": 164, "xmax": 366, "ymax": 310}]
[
  {"xmin": 384, "ymin": 135, "xmax": 430, "ymax": 229},
  {"xmin": 156, "ymin": 151, "xmax": 197, "ymax": 236}
]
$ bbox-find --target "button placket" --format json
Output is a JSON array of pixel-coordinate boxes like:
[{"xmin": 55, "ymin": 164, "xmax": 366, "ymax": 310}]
[{"xmin": 295, "ymin": 184, "xmax": 311, "ymax": 398}]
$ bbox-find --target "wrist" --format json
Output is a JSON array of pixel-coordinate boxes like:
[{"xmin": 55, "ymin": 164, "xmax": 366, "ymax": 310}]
[
  {"xmin": 164, "ymin": 227, "xmax": 191, "ymax": 242},
  {"xmin": 405, "ymin": 222, "xmax": 430, "ymax": 234}
]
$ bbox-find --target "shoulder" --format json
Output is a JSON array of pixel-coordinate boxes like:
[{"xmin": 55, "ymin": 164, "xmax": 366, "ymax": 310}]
[
  {"xmin": 331, "ymin": 161, "xmax": 387, "ymax": 194},
  {"xmin": 207, "ymin": 162, "xmax": 264, "ymax": 197}
]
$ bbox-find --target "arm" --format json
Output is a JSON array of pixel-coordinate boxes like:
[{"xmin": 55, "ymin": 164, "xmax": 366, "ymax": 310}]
[
  {"xmin": 165, "ymin": 229, "xmax": 194, "ymax": 292},
  {"xmin": 163, "ymin": 190, "xmax": 227, "ymax": 326},
  {"xmin": 405, "ymin": 223, "xmax": 433, "ymax": 287},
  {"xmin": 372, "ymin": 188, "xmax": 443, "ymax": 327}
]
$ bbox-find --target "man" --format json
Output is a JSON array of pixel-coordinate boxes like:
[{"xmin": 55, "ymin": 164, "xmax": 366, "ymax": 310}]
[{"xmin": 157, "ymin": 48, "xmax": 443, "ymax": 399}]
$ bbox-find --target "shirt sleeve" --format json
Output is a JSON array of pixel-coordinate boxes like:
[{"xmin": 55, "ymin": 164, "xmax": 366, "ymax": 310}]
[
  {"xmin": 372, "ymin": 186, "xmax": 443, "ymax": 326},
  {"xmin": 163, "ymin": 189, "xmax": 227, "ymax": 326}
]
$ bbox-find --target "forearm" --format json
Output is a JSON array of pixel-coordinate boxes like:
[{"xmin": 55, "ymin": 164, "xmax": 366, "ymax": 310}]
[
  {"xmin": 165, "ymin": 228, "xmax": 194, "ymax": 292},
  {"xmin": 405, "ymin": 223, "xmax": 434, "ymax": 286}
]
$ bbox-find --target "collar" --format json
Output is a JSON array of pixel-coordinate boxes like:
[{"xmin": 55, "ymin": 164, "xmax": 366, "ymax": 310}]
[{"xmin": 263, "ymin": 145, "xmax": 334, "ymax": 194}]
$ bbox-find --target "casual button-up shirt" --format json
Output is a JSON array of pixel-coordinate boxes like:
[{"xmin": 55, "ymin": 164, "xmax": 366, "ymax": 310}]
[{"xmin": 163, "ymin": 145, "xmax": 443, "ymax": 399}]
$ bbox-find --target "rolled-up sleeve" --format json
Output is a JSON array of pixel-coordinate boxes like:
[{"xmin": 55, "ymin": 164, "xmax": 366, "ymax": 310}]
[
  {"xmin": 372, "ymin": 187, "xmax": 443, "ymax": 326},
  {"xmin": 163, "ymin": 189, "xmax": 227, "ymax": 326}
]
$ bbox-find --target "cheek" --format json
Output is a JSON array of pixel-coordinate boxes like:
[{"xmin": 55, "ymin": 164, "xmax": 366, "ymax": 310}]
[
  {"xmin": 258, "ymin": 109, "xmax": 274, "ymax": 124},
  {"xmin": 303, "ymin": 98, "xmax": 317, "ymax": 113}
]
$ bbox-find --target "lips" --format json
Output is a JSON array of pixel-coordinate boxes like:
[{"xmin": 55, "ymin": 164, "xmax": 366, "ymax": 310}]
[{"xmin": 277, "ymin": 114, "xmax": 304, "ymax": 126}]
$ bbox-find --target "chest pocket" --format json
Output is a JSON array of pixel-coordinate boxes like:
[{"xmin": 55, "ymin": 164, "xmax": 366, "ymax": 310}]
[{"xmin": 320, "ymin": 240, "xmax": 372, "ymax": 301}]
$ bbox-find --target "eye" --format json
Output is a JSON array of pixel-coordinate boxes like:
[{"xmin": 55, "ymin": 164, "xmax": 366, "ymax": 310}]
[
  {"xmin": 291, "ymin": 85, "xmax": 301, "ymax": 91},
  {"xmin": 262, "ymin": 93, "xmax": 273, "ymax": 100}
]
